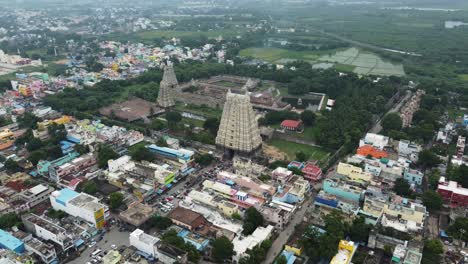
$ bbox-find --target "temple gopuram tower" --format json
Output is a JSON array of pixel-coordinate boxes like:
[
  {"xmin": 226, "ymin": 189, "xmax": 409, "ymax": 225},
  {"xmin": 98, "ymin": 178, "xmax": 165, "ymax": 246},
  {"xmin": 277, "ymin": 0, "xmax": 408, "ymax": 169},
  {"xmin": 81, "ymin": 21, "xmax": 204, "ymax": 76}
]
[
  {"xmin": 216, "ymin": 90, "xmax": 262, "ymax": 156},
  {"xmin": 157, "ymin": 64, "xmax": 178, "ymax": 108}
]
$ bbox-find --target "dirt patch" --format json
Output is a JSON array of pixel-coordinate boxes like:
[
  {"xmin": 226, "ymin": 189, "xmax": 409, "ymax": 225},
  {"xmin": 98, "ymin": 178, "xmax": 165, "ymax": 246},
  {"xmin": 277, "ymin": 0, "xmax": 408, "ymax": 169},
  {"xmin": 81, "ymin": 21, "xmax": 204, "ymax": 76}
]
[
  {"xmin": 54, "ymin": 59, "xmax": 69, "ymax": 65},
  {"xmin": 263, "ymin": 144, "xmax": 289, "ymax": 160}
]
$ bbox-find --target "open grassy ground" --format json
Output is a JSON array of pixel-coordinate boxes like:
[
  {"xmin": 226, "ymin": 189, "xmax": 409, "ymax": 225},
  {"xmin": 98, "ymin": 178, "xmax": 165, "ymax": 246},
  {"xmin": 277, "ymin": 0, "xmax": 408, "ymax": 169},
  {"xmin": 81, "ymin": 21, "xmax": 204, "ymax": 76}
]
[
  {"xmin": 459, "ymin": 74, "xmax": 468, "ymax": 81},
  {"xmin": 181, "ymin": 117, "xmax": 204, "ymax": 128},
  {"xmin": 266, "ymin": 138, "xmax": 331, "ymax": 161},
  {"xmin": 295, "ymin": 127, "xmax": 319, "ymax": 142}
]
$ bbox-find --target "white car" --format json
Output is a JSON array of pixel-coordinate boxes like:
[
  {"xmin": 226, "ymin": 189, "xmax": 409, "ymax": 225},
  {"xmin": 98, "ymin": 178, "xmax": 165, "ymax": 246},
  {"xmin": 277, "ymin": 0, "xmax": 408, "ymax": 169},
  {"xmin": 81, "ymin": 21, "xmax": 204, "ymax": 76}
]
[
  {"xmin": 88, "ymin": 241, "xmax": 97, "ymax": 248},
  {"xmin": 111, "ymin": 244, "xmax": 117, "ymax": 250}
]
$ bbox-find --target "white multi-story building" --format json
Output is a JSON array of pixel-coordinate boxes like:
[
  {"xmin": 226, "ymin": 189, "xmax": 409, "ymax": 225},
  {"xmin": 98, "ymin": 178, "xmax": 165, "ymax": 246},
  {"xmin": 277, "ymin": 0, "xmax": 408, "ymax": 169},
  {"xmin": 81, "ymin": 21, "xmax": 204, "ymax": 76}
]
[
  {"xmin": 359, "ymin": 133, "xmax": 389, "ymax": 150},
  {"xmin": 129, "ymin": 229, "xmax": 160, "ymax": 257},
  {"xmin": 22, "ymin": 213, "xmax": 75, "ymax": 251},
  {"xmin": 50, "ymin": 188, "xmax": 106, "ymax": 229},
  {"xmin": 12, "ymin": 184, "xmax": 54, "ymax": 212},
  {"xmin": 107, "ymin": 155, "xmax": 133, "ymax": 173}
]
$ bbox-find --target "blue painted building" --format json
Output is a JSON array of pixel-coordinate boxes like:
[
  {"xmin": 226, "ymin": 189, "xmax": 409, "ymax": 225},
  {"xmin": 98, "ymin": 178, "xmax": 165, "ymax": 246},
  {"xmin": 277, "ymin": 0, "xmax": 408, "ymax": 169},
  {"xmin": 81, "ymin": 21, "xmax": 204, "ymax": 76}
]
[
  {"xmin": 323, "ymin": 179, "xmax": 363, "ymax": 202},
  {"xmin": 0, "ymin": 229, "xmax": 25, "ymax": 254},
  {"xmin": 404, "ymin": 168, "xmax": 424, "ymax": 185},
  {"xmin": 177, "ymin": 229, "xmax": 209, "ymax": 251},
  {"xmin": 147, "ymin": 145, "xmax": 193, "ymax": 163}
]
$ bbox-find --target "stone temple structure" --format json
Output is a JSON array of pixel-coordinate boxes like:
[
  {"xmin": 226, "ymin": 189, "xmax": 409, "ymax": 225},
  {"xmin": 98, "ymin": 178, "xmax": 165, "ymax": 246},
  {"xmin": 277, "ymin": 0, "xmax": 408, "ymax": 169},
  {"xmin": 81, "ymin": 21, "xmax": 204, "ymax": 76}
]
[
  {"xmin": 157, "ymin": 64, "xmax": 178, "ymax": 108},
  {"xmin": 216, "ymin": 90, "xmax": 262, "ymax": 156}
]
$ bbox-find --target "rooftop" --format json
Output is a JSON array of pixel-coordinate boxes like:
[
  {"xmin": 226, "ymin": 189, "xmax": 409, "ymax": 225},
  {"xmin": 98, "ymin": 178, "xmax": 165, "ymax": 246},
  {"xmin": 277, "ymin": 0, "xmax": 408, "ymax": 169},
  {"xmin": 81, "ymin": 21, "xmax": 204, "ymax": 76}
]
[
  {"xmin": 0, "ymin": 229, "xmax": 23, "ymax": 251},
  {"xmin": 167, "ymin": 207, "xmax": 205, "ymax": 228},
  {"xmin": 53, "ymin": 188, "xmax": 80, "ymax": 205},
  {"xmin": 119, "ymin": 203, "xmax": 154, "ymax": 226}
]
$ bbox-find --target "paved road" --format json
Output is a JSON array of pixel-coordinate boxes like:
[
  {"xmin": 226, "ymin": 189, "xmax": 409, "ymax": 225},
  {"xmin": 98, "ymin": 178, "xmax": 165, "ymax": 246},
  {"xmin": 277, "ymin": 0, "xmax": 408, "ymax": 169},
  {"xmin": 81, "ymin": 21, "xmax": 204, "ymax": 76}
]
[
  {"xmin": 310, "ymin": 29, "xmax": 422, "ymax": 57},
  {"xmin": 263, "ymin": 196, "xmax": 314, "ymax": 264},
  {"xmin": 68, "ymin": 228, "xmax": 131, "ymax": 264},
  {"xmin": 369, "ymin": 90, "xmax": 412, "ymax": 134}
]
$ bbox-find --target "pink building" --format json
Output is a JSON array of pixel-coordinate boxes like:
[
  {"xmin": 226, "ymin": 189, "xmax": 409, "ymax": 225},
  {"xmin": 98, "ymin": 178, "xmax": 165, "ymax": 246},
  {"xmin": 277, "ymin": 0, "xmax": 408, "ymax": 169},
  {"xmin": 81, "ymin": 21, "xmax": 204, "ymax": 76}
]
[{"xmin": 302, "ymin": 163, "xmax": 322, "ymax": 182}]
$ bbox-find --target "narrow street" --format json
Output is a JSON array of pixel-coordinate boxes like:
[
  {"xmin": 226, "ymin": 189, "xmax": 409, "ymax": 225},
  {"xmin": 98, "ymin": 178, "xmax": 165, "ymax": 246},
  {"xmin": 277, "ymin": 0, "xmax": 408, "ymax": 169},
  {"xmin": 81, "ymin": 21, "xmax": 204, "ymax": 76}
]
[
  {"xmin": 369, "ymin": 90, "xmax": 412, "ymax": 134},
  {"xmin": 263, "ymin": 196, "xmax": 314, "ymax": 264}
]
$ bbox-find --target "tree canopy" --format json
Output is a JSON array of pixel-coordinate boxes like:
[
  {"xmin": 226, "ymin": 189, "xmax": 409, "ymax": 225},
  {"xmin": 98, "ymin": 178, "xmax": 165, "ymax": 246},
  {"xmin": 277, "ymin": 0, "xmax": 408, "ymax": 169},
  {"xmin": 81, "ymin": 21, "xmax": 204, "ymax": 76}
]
[
  {"xmin": 242, "ymin": 207, "xmax": 264, "ymax": 235},
  {"xmin": 393, "ymin": 178, "xmax": 412, "ymax": 197},
  {"xmin": 109, "ymin": 192, "xmax": 124, "ymax": 210},
  {"xmin": 382, "ymin": 113, "xmax": 402, "ymax": 132},
  {"xmin": 421, "ymin": 191, "xmax": 443, "ymax": 211},
  {"xmin": 212, "ymin": 236, "xmax": 234, "ymax": 263},
  {"xmin": 97, "ymin": 144, "xmax": 119, "ymax": 168}
]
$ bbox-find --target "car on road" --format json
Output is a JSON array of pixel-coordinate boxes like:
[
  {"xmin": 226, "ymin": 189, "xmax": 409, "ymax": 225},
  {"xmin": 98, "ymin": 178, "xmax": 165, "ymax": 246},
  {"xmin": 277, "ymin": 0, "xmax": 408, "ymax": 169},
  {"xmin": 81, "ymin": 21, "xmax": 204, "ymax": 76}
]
[
  {"xmin": 88, "ymin": 241, "xmax": 97, "ymax": 248},
  {"xmin": 111, "ymin": 244, "xmax": 117, "ymax": 250}
]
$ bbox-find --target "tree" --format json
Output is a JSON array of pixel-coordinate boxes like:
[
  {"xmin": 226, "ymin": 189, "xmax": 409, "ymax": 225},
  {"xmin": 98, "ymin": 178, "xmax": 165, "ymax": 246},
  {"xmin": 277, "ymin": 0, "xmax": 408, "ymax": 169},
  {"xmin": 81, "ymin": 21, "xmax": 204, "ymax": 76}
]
[
  {"xmin": 149, "ymin": 215, "xmax": 172, "ymax": 230},
  {"xmin": 348, "ymin": 216, "xmax": 371, "ymax": 243},
  {"xmin": 243, "ymin": 207, "xmax": 264, "ymax": 235},
  {"xmin": 97, "ymin": 144, "xmax": 119, "ymax": 168},
  {"xmin": 393, "ymin": 178, "xmax": 412, "ymax": 196},
  {"xmin": 288, "ymin": 166, "xmax": 304, "ymax": 176},
  {"xmin": 151, "ymin": 119, "xmax": 167, "ymax": 131},
  {"xmin": 0, "ymin": 213, "xmax": 21, "ymax": 229},
  {"xmin": 300, "ymin": 110, "xmax": 316, "ymax": 126},
  {"xmin": 130, "ymin": 145, "xmax": 154, "ymax": 162},
  {"xmin": 447, "ymin": 217, "xmax": 468, "ymax": 242},
  {"xmin": 74, "ymin": 144, "xmax": 90, "ymax": 155},
  {"xmin": 194, "ymin": 153, "xmax": 214, "ymax": 166},
  {"xmin": 382, "ymin": 113, "xmax": 402, "ymax": 132},
  {"xmin": 232, "ymin": 212, "xmax": 242, "ymax": 220},
  {"xmin": 17, "ymin": 113, "xmax": 40, "ymax": 129},
  {"xmin": 295, "ymin": 151, "xmax": 308, "ymax": 162},
  {"xmin": 28, "ymin": 150, "xmax": 47, "ymax": 165},
  {"xmin": 156, "ymin": 137, "xmax": 168, "ymax": 147},
  {"xmin": 276, "ymin": 255, "xmax": 287, "ymax": 264},
  {"xmin": 421, "ymin": 191, "xmax": 443, "ymax": 211},
  {"xmin": 203, "ymin": 117, "xmax": 220, "ymax": 135},
  {"xmin": 4, "ymin": 159, "xmax": 20, "ymax": 173},
  {"xmin": 422, "ymin": 239, "xmax": 444, "ymax": 264},
  {"xmin": 288, "ymin": 77, "xmax": 310, "ymax": 95},
  {"xmin": 26, "ymin": 138, "xmax": 43, "ymax": 152},
  {"xmin": 418, "ymin": 150, "xmax": 441, "ymax": 168},
  {"xmin": 109, "ymin": 192, "xmax": 124, "ymax": 210},
  {"xmin": 82, "ymin": 181, "xmax": 98, "ymax": 195},
  {"xmin": 166, "ymin": 112, "xmax": 182, "ymax": 128},
  {"xmin": 212, "ymin": 236, "xmax": 234, "ymax": 263}
]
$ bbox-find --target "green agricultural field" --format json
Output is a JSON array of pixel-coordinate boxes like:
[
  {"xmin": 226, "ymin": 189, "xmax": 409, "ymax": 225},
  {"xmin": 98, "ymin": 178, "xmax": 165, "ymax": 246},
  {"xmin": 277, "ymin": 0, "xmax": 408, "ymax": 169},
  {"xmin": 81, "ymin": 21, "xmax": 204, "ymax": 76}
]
[
  {"xmin": 459, "ymin": 74, "xmax": 468, "ymax": 81},
  {"xmin": 334, "ymin": 63, "xmax": 356, "ymax": 72},
  {"xmin": 239, "ymin": 47, "xmax": 321, "ymax": 63},
  {"xmin": 319, "ymin": 47, "xmax": 405, "ymax": 76},
  {"xmin": 267, "ymin": 138, "xmax": 331, "ymax": 161}
]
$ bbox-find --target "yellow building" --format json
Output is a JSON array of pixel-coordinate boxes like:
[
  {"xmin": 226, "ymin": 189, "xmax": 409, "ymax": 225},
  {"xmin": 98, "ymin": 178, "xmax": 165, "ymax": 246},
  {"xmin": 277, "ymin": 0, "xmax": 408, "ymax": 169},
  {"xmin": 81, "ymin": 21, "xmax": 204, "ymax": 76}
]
[
  {"xmin": 102, "ymin": 250, "xmax": 121, "ymax": 264},
  {"xmin": 37, "ymin": 115, "xmax": 72, "ymax": 130},
  {"xmin": 337, "ymin": 162, "xmax": 373, "ymax": 183},
  {"xmin": 362, "ymin": 197, "xmax": 426, "ymax": 226},
  {"xmin": 0, "ymin": 129, "xmax": 15, "ymax": 150},
  {"xmin": 331, "ymin": 240, "xmax": 357, "ymax": 264},
  {"xmin": 218, "ymin": 200, "xmax": 240, "ymax": 217},
  {"xmin": 284, "ymin": 244, "xmax": 303, "ymax": 256}
]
